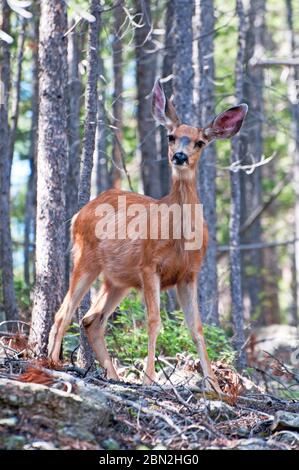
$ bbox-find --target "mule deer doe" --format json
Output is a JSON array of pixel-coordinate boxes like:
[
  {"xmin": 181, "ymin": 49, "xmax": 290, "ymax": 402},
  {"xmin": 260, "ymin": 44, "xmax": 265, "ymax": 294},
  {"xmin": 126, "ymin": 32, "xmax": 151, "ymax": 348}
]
[{"xmin": 48, "ymin": 79, "xmax": 247, "ymax": 391}]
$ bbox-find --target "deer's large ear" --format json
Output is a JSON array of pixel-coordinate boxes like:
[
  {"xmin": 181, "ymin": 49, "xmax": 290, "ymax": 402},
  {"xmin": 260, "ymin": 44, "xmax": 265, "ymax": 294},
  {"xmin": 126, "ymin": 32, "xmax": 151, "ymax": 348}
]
[
  {"xmin": 152, "ymin": 79, "xmax": 180, "ymax": 131},
  {"xmin": 203, "ymin": 104, "xmax": 248, "ymax": 142}
]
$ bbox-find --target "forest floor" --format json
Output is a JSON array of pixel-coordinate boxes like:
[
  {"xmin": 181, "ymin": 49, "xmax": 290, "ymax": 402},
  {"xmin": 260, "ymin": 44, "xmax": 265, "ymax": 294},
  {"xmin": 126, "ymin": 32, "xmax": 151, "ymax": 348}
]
[
  {"xmin": 1, "ymin": 353, "xmax": 299, "ymax": 450},
  {"xmin": 0, "ymin": 321, "xmax": 299, "ymax": 450}
]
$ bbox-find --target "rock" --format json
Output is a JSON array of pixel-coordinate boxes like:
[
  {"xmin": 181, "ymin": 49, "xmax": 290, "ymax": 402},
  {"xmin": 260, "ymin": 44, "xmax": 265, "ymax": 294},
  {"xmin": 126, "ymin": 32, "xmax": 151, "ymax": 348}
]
[
  {"xmin": 0, "ymin": 378, "xmax": 112, "ymax": 431},
  {"xmin": 252, "ymin": 418, "xmax": 273, "ymax": 436},
  {"xmin": 272, "ymin": 431, "xmax": 299, "ymax": 445},
  {"xmin": 58, "ymin": 426, "xmax": 96, "ymax": 442},
  {"xmin": 0, "ymin": 417, "xmax": 18, "ymax": 427},
  {"xmin": 206, "ymin": 400, "xmax": 237, "ymax": 421},
  {"xmin": 271, "ymin": 411, "xmax": 299, "ymax": 432},
  {"xmin": 153, "ymin": 444, "xmax": 167, "ymax": 450},
  {"xmin": 0, "ymin": 377, "xmax": 113, "ymax": 449},
  {"xmin": 250, "ymin": 324, "xmax": 298, "ymax": 364},
  {"xmin": 24, "ymin": 441, "xmax": 57, "ymax": 450},
  {"xmin": 235, "ymin": 427, "xmax": 249, "ymax": 437},
  {"xmin": 230, "ymin": 438, "xmax": 279, "ymax": 450}
]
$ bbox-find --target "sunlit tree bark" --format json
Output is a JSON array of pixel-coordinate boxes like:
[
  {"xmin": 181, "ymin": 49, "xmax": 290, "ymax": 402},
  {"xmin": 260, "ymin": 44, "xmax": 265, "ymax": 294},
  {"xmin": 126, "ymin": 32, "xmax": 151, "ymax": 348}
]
[{"xmin": 30, "ymin": 0, "xmax": 68, "ymax": 354}]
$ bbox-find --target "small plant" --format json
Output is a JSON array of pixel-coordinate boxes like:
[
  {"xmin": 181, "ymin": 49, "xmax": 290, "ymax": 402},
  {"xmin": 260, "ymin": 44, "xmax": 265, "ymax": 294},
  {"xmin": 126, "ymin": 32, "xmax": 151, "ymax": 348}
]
[
  {"xmin": 105, "ymin": 291, "xmax": 236, "ymax": 367},
  {"xmin": 64, "ymin": 291, "xmax": 236, "ymax": 367},
  {"xmin": 14, "ymin": 278, "xmax": 32, "ymax": 316},
  {"xmin": 64, "ymin": 322, "xmax": 80, "ymax": 358}
]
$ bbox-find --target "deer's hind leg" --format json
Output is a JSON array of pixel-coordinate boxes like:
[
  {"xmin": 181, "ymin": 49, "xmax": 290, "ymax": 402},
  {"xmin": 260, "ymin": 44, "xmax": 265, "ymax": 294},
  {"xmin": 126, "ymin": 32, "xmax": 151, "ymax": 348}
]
[
  {"xmin": 48, "ymin": 254, "xmax": 101, "ymax": 363},
  {"xmin": 82, "ymin": 281, "xmax": 128, "ymax": 380}
]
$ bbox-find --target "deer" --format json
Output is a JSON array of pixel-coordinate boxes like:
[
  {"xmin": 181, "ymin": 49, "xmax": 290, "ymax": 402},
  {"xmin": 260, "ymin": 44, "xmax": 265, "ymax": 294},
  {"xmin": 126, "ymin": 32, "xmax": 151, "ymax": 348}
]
[{"xmin": 48, "ymin": 79, "xmax": 248, "ymax": 392}]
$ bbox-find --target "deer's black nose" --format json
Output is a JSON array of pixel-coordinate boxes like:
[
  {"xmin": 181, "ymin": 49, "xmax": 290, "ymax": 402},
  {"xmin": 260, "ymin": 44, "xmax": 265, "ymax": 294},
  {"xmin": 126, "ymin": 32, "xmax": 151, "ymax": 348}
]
[{"xmin": 172, "ymin": 152, "xmax": 188, "ymax": 166}]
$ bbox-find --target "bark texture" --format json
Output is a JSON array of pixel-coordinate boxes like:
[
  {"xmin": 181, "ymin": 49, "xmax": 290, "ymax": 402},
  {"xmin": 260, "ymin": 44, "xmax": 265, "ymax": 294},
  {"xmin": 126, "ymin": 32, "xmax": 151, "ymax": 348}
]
[
  {"xmin": 9, "ymin": 19, "xmax": 25, "ymax": 163},
  {"xmin": 240, "ymin": 0, "xmax": 265, "ymax": 323},
  {"xmin": 65, "ymin": 21, "xmax": 81, "ymax": 282},
  {"xmin": 230, "ymin": 0, "xmax": 247, "ymax": 370},
  {"xmin": 173, "ymin": 0, "xmax": 194, "ymax": 124},
  {"xmin": 134, "ymin": 0, "xmax": 161, "ymax": 198},
  {"xmin": 257, "ymin": 0, "xmax": 280, "ymax": 325},
  {"xmin": 30, "ymin": 0, "xmax": 68, "ymax": 354},
  {"xmin": 24, "ymin": 12, "xmax": 39, "ymax": 286},
  {"xmin": 77, "ymin": 0, "xmax": 101, "ymax": 367},
  {"xmin": 160, "ymin": 0, "xmax": 175, "ymax": 197},
  {"xmin": 0, "ymin": 1, "xmax": 18, "ymax": 321},
  {"xmin": 198, "ymin": 0, "xmax": 218, "ymax": 325},
  {"xmin": 287, "ymin": 0, "xmax": 299, "ymax": 326},
  {"xmin": 111, "ymin": 1, "xmax": 125, "ymax": 189},
  {"xmin": 78, "ymin": 1, "xmax": 100, "ymax": 210},
  {"xmin": 96, "ymin": 59, "xmax": 110, "ymax": 194}
]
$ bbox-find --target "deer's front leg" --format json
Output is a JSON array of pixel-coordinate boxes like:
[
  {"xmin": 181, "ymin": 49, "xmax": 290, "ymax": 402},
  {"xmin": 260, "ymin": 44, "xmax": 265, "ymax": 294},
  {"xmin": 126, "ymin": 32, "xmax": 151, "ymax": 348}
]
[
  {"xmin": 142, "ymin": 270, "xmax": 161, "ymax": 385},
  {"xmin": 176, "ymin": 279, "xmax": 221, "ymax": 393}
]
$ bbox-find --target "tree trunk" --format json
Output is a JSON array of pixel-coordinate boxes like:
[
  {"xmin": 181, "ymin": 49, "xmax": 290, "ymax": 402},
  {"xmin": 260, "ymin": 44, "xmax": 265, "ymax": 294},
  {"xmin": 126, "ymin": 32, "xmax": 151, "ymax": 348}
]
[
  {"xmin": 77, "ymin": 0, "xmax": 101, "ymax": 368},
  {"xmin": 111, "ymin": 1, "xmax": 124, "ymax": 189},
  {"xmin": 173, "ymin": 0, "xmax": 194, "ymax": 124},
  {"xmin": 96, "ymin": 59, "xmax": 110, "ymax": 194},
  {"xmin": 290, "ymin": 243, "xmax": 298, "ymax": 326},
  {"xmin": 134, "ymin": 0, "xmax": 161, "ymax": 198},
  {"xmin": 24, "ymin": 13, "xmax": 39, "ymax": 286},
  {"xmin": 230, "ymin": 0, "xmax": 247, "ymax": 370},
  {"xmin": 0, "ymin": 1, "xmax": 19, "ymax": 321},
  {"xmin": 197, "ymin": 0, "xmax": 218, "ymax": 325},
  {"xmin": 256, "ymin": 0, "xmax": 280, "ymax": 325},
  {"xmin": 24, "ymin": 158, "xmax": 37, "ymax": 287},
  {"xmin": 9, "ymin": 18, "xmax": 26, "ymax": 162},
  {"xmin": 160, "ymin": 0, "xmax": 175, "ymax": 197},
  {"xmin": 30, "ymin": 0, "xmax": 68, "ymax": 355},
  {"xmin": 260, "ymin": 169, "xmax": 281, "ymax": 325},
  {"xmin": 240, "ymin": 0, "xmax": 264, "ymax": 323},
  {"xmin": 286, "ymin": 0, "xmax": 299, "ymax": 326},
  {"xmin": 65, "ymin": 21, "xmax": 82, "ymax": 283}
]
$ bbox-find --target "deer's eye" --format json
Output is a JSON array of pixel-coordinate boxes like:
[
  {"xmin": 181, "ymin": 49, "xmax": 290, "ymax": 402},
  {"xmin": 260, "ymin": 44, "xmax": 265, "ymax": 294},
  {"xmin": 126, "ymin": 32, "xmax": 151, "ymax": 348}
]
[
  {"xmin": 168, "ymin": 135, "xmax": 175, "ymax": 143},
  {"xmin": 195, "ymin": 140, "xmax": 205, "ymax": 148}
]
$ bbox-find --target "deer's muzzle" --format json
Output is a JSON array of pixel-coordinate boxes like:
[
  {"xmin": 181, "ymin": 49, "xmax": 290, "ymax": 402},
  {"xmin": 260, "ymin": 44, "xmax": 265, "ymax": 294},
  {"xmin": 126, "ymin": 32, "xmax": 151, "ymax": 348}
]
[{"xmin": 172, "ymin": 152, "xmax": 188, "ymax": 166}]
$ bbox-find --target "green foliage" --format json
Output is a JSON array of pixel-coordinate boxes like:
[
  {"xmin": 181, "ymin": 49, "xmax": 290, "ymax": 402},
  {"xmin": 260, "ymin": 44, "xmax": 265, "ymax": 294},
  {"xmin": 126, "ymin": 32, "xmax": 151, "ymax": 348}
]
[
  {"xmin": 11, "ymin": 185, "xmax": 26, "ymax": 223},
  {"xmin": 64, "ymin": 322, "xmax": 80, "ymax": 358},
  {"xmin": 278, "ymin": 388, "xmax": 299, "ymax": 401},
  {"xmin": 14, "ymin": 278, "xmax": 31, "ymax": 314},
  {"xmin": 105, "ymin": 292, "xmax": 236, "ymax": 367},
  {"xmin": 64, "ymin": 292, "xmax": 235, "ymax": 367}
]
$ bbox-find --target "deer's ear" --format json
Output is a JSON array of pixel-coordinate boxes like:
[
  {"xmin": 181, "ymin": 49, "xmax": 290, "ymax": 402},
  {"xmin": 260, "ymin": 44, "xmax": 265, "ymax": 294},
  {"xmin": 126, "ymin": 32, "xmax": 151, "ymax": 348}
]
[
  {"xmin": 152, "ymin": 79, "xmax": 180, "ymax": 131},
  {"xmin": 203, "ymin": 104, "xmax": 248, "ymax": 142}
]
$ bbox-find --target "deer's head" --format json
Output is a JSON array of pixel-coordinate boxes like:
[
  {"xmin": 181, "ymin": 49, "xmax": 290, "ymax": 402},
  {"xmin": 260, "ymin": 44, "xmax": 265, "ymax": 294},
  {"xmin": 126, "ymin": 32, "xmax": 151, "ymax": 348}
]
[{"xmin": 152, "ymin": 79, "xmax": 248, "ymax": 176}]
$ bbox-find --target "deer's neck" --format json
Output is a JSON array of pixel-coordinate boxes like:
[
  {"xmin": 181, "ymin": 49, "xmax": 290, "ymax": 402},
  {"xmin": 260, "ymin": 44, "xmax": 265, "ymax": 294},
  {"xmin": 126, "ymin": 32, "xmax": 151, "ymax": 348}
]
[{"xmin": 165, "ymin": 170, "xmax": 199, "ymax": 206}]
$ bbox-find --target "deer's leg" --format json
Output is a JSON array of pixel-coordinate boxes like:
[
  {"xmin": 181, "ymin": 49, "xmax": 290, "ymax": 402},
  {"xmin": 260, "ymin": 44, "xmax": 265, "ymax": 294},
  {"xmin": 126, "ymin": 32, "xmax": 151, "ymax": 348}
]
[
  {"xmin": 82, "ymin": 282, "xmax": 128, "ymax": 380},
  {"xmin": 176, "ymin": 279, "xmax": 221, "ymax": 393},
  {"xmin": 142, "ymin": 271, "xmax": 161, "ymax": 385},
  {"xmin": 48, "ymin": 263, "xmax": 100, "ymax": 363}
]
